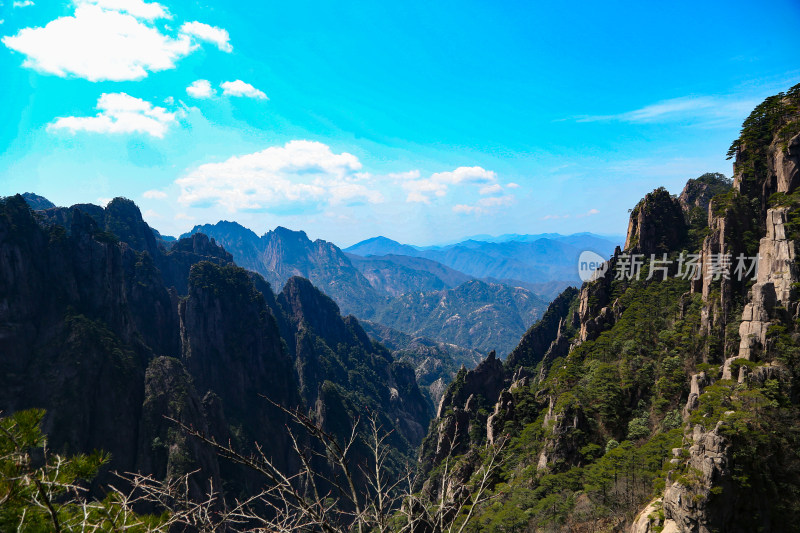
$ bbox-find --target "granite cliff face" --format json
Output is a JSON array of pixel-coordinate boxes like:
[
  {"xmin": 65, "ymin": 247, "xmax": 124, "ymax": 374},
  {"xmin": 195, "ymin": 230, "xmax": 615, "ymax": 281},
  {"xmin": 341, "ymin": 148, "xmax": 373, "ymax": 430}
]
[
  {"xmin": 417, "ymin": 85, "xmax": 800, "ymax": 532},
  {"xmin": 0, "ymin": 194, "xmax": 431, "ymax": 500},
  {"xmin": 642, "ymin": 83, "xmax": 800, "ymax": 533}
]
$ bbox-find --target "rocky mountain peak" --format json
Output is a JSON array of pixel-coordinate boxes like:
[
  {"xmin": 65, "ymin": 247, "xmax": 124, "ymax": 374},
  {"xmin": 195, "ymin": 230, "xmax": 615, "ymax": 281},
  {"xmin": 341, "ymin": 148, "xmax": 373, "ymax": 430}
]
[
  {"xmin": 277, "ymin": 276, "xmax": 363, "ymax": 350},
  {"xmin": 624, "ymin": 186, "xmax": 688, "ymax": 255},
  {"xmin": 730, "ymin": 84, "xmax": 800, "ymax": 214},
  {"xmin": 678, "ymin": 172, "xmax": 732, "ymax": 214},
  {"xmin": 103, "ymin": 197, "xmax": 159, "ymax": 255},
  {"xmin": 20, "ymin": 192, "xmax": 55, "ymax": 210},
  {"xmin": 170, "ymin": 232, "xmax": 232, "ymax": 261},
  {"xmin": 268, "ymin": 225, "xmax": 311, "ymax": 243}
]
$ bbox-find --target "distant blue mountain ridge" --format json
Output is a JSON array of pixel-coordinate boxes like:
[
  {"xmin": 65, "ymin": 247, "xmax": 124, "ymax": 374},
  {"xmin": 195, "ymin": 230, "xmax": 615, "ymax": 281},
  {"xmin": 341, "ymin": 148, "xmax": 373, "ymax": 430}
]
[{"xmin": 344, "ymin": 232, "xmax": 622, "ymax": 286}]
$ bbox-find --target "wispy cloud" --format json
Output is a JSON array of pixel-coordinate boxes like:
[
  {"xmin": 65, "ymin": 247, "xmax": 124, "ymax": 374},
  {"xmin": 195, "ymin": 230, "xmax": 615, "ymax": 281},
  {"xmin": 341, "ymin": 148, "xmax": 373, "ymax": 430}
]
[
  {"xmin": 479, "ymin": 183, "xmax": 502, "ymax": 195},
  {"xmin": 576, "ymin": 208, "xmax": 600, "ymax": 218},
  {"xmin": 453, "ymin": 194, "xmax": 515, "ymax": 215},
  {"xmin": 571, "ymin": 95, "xmax": 759, "ymax": 128},
  {"xmin": 13, "ymin": 0, "xmax": 35, "ymax": 7},
  {"xmin": 75, "ymin": 0, "xmax": 168, "ymax": 20}
]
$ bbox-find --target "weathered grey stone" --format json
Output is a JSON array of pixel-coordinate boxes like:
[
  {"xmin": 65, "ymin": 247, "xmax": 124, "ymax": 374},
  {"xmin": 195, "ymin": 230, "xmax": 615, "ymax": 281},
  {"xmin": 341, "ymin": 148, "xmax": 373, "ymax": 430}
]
[{"xmin": 662, "ymin": 423, "xmax": 732, "ymax": 533}]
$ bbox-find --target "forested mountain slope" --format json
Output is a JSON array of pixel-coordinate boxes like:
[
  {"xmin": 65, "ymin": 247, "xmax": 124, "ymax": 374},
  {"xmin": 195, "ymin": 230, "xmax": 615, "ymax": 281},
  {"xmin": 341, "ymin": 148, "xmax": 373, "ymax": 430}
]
[{"xmin": 417, "ymin": 84, "xmax": 800, "ymax": 532}]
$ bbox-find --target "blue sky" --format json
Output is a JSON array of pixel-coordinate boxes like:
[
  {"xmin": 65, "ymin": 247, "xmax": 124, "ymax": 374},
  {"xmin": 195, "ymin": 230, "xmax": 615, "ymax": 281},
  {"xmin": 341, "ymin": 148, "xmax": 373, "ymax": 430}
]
[{"xmin": 0, "ymin": 0, "xmax": 798, "ymax": 247}]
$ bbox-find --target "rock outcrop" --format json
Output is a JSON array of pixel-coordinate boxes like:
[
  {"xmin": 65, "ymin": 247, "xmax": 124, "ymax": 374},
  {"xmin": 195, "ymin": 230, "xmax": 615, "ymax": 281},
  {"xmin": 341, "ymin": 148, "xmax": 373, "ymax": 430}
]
[
  {"xmin": 725, "ymin": 135, "xmax": 799, "ymax": 373},
  {"xmin": 662, "ymin": 423, "xmax": 735, "ymax": 533},
  {"xmin": 625, "ymin": 187, "xmax": 688, "ymax": 256},
  {"xmin": 535, "ymin": 396, "xmax": 588, "ymax": 471},
  {"xmin": 576, "ymin": 251, "xmax": 621, "ymax": 343},
  {"xmin": 678, "ymin": 173, "xmax": 732, "ymax": 214},
  {"xmin": 505, "ymin": 286, "xmax": 578, "ymax": 369},
  {"xmin": 436, "ymin": 351, "xmax": 505, "ymax": 419}
]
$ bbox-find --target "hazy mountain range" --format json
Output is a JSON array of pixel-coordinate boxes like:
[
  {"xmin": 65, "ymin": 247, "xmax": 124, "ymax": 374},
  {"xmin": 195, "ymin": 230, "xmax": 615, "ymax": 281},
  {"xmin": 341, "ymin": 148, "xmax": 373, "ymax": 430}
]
[
  {"xmin": 180, "ymin": 221, "xmax": 604, "ymax": 356},
  {"xmin": 344, "ymin": 232, "xmax": 621, "ymax": 286}
]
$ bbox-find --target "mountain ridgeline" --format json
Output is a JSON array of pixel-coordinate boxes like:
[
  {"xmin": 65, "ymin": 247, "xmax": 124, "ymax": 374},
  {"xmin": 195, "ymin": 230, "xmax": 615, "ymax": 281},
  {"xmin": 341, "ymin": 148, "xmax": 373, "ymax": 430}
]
[
  {"xmin": 415, "ymin": 83, "xmax": 800, "ymax": 532},
  {"xmin": 182, "ymin": 220, "xmax": 554, "ymax": 356},
  {"xmin": 345, "ymin": 232, "xmax": 621, "ymax": 298},
  {"xmin": 0, "ymin": 195, "xmax": 431, "ymax": 498}
]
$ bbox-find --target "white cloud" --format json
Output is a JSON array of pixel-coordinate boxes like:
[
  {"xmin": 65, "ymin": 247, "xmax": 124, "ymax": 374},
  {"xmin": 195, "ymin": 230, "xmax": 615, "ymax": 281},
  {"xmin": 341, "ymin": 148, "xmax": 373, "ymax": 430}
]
[
  {"xmin": 403, "ymin": 166, "xmax": 497, "ymax": 203},
  {"xmin": 96, "ymin": 197, "xmax": 112, "ymax": 206},
  {"xmin": 430, "ymin": 166, "xmax": 496, "ymax": 185},
  {"xmin": 13, "ymin": 0, "xmax": 34, "ymax": 7},
  {"xmin": 452, "ymin": 205, "xmax": 480, "ymax": 214},
  {"xmin": 403, "ymin": 179, "xmax": 447, "ymax": 203},
  {"xmin": 219, "ymin": 80, "xmax": 269, "ymax": 100},
  {"xmin": 220, "ymin": 80, "xmax": 267, "ymax": 100},
  {"xmin": 506, "ymin": 182, "xmax": 520, "ymax": 189},
  {"xmin": 176, "ymin": 140, "xmax": 382, "ymax": 212},
  {"xmin": 576, "ymin": 208, "xmax": 600, "ymax": 218},
  {"xmin": 143, "ymin": 189, "xmax": 168, "ymax": 199},
  {"xmin": 48, "ymin": 92, "xmax": 176, "ymax": 138},
  {"xmin": 179, "ymin": 21, "xmax": 231, "ymax": 52},
  {"xmin": 453, "ymin": 195, "xmax": 514, "ymax": 215},
  {"xmin": 2, "ymin": 1, "xmax": 232, "ymax": 81},
  {"xmin": 187, "ymin": 79, "xmax": 214, "ymax": 98},
  {"xmin": 479, "ymin": 183, "xmax": 502, "ymax": 195}
]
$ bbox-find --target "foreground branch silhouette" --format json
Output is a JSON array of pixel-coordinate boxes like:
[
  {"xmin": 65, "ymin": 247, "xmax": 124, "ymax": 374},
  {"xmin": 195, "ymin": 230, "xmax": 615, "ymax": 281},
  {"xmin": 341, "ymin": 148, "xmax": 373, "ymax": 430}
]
[
  {"xmin": 149, "ymin": 397, "xmax": 507, "ymax": 532},
  {"xmin": 1, "ymin": 402, "xmax": 505, "ymax": 531}
]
